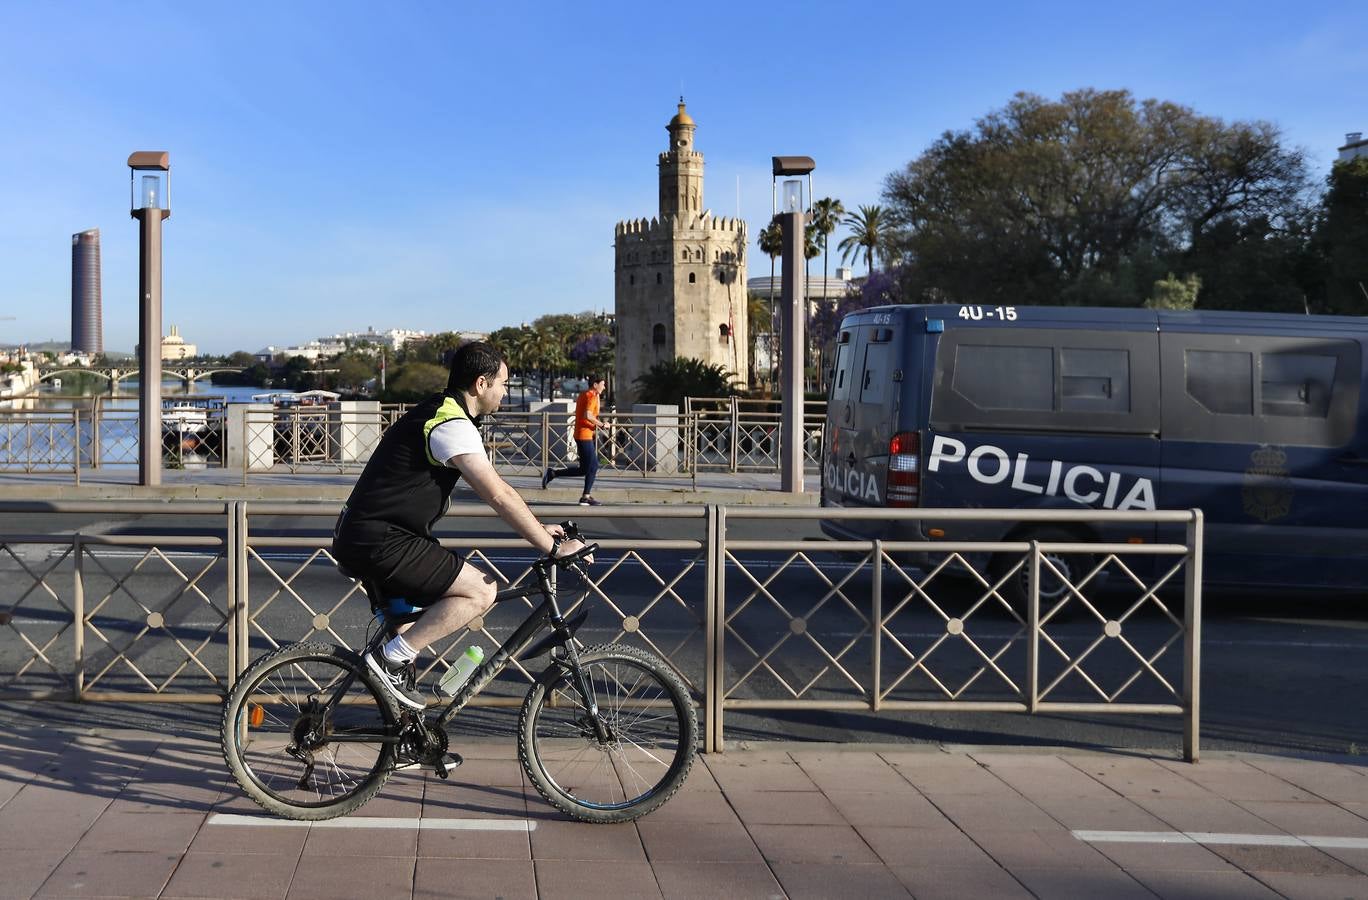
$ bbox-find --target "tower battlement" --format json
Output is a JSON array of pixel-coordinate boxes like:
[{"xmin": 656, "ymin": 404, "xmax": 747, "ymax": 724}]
[{"xmin": 614, "ymin": 215, "xmax": 747, "ymax": 239}]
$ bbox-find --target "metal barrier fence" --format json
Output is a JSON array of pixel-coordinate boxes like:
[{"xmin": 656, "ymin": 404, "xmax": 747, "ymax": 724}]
[
  {"xmin": 686, "ymin": 397, "xmax": 825, "ymax": 473},
  {"xmin": 0, "ymin": 402, "xmax": 227, "ymax": 475},
  {"xmin": 0, "ymin": 500, "xmax": 1203, "ymax": 759},
  {"xmin": 0, "ymin": 399, "xmax": 829, "ymax": 483},
  {"xmin": 0, "ymin": 411, "xmax": 81, "ymax": 480}
]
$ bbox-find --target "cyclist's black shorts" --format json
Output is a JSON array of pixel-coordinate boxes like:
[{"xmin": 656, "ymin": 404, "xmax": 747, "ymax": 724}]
[{"xmin": 332, "ymin": 519, "xmax": 463, "ymax": 606}]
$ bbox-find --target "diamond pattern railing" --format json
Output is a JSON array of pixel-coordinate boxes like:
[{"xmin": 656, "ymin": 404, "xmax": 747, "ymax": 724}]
[
  {"xmin": 0, "ymin": 539, "xmax": 78, "ymax": 699},
  {"xmin": 715, "ymin": 508, "xmax": 1202, "ymax": 758},
  {"xmin": 0, "ymin": 414, "xmax": 81, "ymax": 475},
  {"xmin": 92, "ymin": 411, "xmax": 139, "ymax": 467},
  {"xmin": 485, "ymin": 412, "xmax": 694, "ymax": 480},
  {"xmin": 243, "ymin": 407, "xmax": 383, "ymax": 477},
  {"xmin": 685, "ymin": 398, "xmax": 825, "ymax": 474},
  {"xmin": 77, "ymin": 538, "xmax": 231, "ymax": 700},
  {"xmin": 0, "ymin": 502, "xmax": 1202, "ymax": 759}
]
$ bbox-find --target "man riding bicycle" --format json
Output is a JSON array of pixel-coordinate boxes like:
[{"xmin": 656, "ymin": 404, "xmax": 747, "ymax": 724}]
[{"xmin": 332, "ymin": 341, "xmax": 588, "ymax": 712}]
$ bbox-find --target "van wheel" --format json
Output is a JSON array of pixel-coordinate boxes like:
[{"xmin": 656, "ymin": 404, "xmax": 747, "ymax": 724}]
[{"xmin": 989, "ymin": 527, "xmax": 1095, "ymax": 617}]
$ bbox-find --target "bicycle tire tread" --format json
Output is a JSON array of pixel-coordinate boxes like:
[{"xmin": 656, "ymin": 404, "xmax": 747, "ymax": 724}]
[
  {"xmin": 221, "ymin": 642, "xmax": 398, "ymax": 821},
  {"xmin": 518, "ymin": 642, "xmax": 698, "ymax": 824}
]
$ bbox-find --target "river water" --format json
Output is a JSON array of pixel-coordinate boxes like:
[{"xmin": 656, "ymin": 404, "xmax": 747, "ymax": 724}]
[{"xmin": 0, "ymin": 380, "xmax": 269, "ymax": 468}]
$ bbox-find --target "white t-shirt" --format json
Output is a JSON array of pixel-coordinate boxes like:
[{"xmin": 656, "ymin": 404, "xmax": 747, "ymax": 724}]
[{"xmin": 427, "ymin": 417, "xmax": 484, "ymax": 467}]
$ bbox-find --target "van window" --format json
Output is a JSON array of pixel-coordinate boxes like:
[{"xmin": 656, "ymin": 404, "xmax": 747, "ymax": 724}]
[
  {"xmin": 1061, "ymin": 347, "xmax": 1130, "ymax": 413},
  {"xmin": 1160, "ymin": 335, "xmax": 1361, "ymax": 447},
  {"xmin": 860, "ymin": 342, "xmax": 892, "ymax": 404},
  {"xmin": 1186, "ymin": 350, "xmax": 1253, "ymax": 415},
  {"xmin": 831, "ymin": 343, "xmax": 852, "ymax": 401},
  {"xmin": 952, "ymin": 345, "xmax": 1053, "ymax": 411},
  {"xmin": 931, "ymin": 328, "xmax": 1160, "ymax": 435},
  {"xmin": 1262, "ymin": 352, "xmax": 1335, "ymax": 418}
]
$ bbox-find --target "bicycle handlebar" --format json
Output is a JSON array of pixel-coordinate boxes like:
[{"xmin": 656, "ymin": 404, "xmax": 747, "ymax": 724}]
[{"xmin": 546, "ymin": 520, "xmax": 596, "ymax": 572}]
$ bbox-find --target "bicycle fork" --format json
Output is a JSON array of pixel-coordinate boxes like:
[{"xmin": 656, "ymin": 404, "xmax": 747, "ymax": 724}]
[{"xmin": 558, "ymin": 640, "xmax": 614, "ymax": 744}]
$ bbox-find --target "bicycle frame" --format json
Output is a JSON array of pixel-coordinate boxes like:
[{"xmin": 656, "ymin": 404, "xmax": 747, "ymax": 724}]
[
  {"xmin": 307, "ymin": 555, "xmax": 602, "ymax": 755},
  {"xmin": 434, "ymin": 561, "xmax": 605, "ymax": 738}
]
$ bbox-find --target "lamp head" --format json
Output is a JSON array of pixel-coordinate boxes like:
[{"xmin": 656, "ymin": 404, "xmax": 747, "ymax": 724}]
[{"xmin": 128, "ymin": 151, "xmax": 170, "ymax": 218}]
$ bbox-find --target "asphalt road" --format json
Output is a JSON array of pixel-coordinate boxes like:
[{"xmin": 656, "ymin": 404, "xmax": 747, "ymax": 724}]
[{"xmin": 1, "ymin": 510, "xmax": 1365, "ymax": 759}]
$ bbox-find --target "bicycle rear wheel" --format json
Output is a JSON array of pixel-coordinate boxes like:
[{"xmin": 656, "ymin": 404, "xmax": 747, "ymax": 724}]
[
  {"xmin": 221, "ymin": 642, "xmax": 399, "ymax": 820},
  {"xmin": 519, "ymin": 643, "xmax": 697, "ymax": 823}
]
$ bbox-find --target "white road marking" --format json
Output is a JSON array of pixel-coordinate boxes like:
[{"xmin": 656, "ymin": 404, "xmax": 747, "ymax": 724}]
[
  {"xmin": 1074, "ymin": 830, "xmax": 1368, "ymax": 849},
  {"xmin": 207, "ymin": 813, "xmax": 535, "ymax": 831}
]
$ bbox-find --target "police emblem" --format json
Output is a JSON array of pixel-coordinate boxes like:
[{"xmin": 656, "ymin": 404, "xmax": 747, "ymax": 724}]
[{"xmin": 1242, "ymin": 444, "xmax": 1293, "ymax": 522}]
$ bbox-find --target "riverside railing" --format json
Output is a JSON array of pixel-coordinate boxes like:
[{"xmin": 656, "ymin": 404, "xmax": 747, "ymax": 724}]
[
  {"xmin": 0, "ymin": 500, "xmax": 1203, "ymax": 759},
  {"xmin": 0, "ymin": 398, "xmax": 829, "ymax": 484}
]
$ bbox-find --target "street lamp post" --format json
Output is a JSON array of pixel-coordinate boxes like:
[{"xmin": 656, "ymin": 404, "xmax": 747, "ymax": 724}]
[
  {"xmin": 129, "ymin": 151, "xmax": 170, "ymax": 487},
  {"xmin": 772, "ymin": 156, "xmax": 815, "ymax": 493}
]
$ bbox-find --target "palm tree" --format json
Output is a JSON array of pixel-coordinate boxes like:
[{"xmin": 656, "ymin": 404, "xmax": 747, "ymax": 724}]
[
  {"xmin": 810, "ymin": 197, "xmax": 846, "ymax": 309},
  {"xmin": 634, "ymin": 357, "xmax": 739, "ymax": 408},
  {"xmin": 838, "ymin": 205, "xmax": 886, "ymax": 277},
  {"xmin": 745, "ymin": 291, "xmax": 769, "ymax": 387},
  {"xmin": 756, "ymin": 223, "xmax": 784, "ymax": 386}
]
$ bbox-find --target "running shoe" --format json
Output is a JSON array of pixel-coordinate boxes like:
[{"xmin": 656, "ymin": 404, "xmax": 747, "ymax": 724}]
[
  {"xmin": 578, "ymin": 495, "xmax": 602, "ymax": 506},
  {"xmin": 365, "ymin": 649, "xmax": 426, "ymax": 710},
  {"xmin": 541, "ymin": 468, "xmax": 554, "ymax": 489}
]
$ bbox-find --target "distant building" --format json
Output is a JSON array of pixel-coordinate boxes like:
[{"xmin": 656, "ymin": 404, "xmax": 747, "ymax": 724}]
[
  {"xmin": 614, "ymin": 101, "xmax": 749, "ymax": 405},
  {"xmin": 320, "ymin": 327, "xmax": 430, "ymax": 351},
  {"xmin": 1339, "ymin": 132, "xmax": 1368, "ymax": 163},
  {"xmin": 70, "ymin": 229, "xmax": 102, "ymax": 354},
  {"xmin": 253, "ymin": 326, "xmax": 447, "ymax": 364},
  {"xmin": 748, "ymin": 267, "xmax": 858, "ymax": 384},
  {"xmin": 161, "ymin": 325, "xmax": 198, "ymax": 360}
]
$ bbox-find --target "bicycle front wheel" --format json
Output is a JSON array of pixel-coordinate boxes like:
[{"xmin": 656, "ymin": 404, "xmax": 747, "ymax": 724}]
[
  {"xmin": 221, "ymin": 642, "xmax": 399, "ymax": 821},
  {"xmin": 519, "ymin": 643, "xmax": 697, "ymax": 823}
]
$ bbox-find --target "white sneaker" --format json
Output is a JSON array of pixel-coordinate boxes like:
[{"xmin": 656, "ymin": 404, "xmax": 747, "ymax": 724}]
[{"xmin": 365, "ymin": 649, "xmax": 425, "ymax": 710}]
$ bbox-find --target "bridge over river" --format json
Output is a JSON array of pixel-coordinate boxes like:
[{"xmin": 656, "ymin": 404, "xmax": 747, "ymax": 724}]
[{"xmin": 36, "ymin": 365, "xmax": 248, "ymax": 388}]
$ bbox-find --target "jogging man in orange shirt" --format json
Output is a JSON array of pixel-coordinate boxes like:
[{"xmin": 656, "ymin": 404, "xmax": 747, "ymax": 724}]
[{"xmin": 542, "ymin": 375, "xmax": 608, "ymax": 506}]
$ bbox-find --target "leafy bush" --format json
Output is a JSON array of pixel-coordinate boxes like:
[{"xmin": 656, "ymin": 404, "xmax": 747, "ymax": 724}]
[{"xmin": 633, "ymin": 357, "xmax": 740, "ymax": 408}]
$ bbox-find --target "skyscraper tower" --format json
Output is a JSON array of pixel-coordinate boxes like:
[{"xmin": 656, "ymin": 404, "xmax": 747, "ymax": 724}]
[
  {"xmin": 613, "ymin": 102, "xmax": 748, "ymax": 405},
  {"xmin": 71, "ymin": 229, "xmax": 103, "ymax": 354}
]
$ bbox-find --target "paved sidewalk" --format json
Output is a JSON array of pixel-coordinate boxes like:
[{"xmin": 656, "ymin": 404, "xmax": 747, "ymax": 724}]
[{"xmin": 2, "ymin": 726, "xmax": 1367, "ymax": 899}]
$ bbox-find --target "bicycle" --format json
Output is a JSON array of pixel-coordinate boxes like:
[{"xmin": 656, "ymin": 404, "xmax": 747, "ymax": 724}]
[{"xmin": 220, "ymin": 523, "xmax": 698, "ymax": 823}]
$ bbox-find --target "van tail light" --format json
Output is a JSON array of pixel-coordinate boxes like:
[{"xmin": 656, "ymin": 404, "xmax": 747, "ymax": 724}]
[{"xmin": 886, "ymin": 431, "xmax": 920, "ymax": 507}]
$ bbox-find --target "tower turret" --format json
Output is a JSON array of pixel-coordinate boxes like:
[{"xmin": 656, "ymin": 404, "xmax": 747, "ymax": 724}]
[{"xmin": 658, "ymin": 99, "xmax": 703, "ymax": 217}]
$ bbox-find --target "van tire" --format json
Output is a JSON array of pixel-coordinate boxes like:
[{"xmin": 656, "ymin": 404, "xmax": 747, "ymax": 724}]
[{"xmin": 989, "ymin": 527, "xmax": 1096, "ymax": 617}]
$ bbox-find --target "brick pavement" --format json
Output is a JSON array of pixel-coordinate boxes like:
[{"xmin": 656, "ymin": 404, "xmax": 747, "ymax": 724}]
[{"xmin": 3, "ymin": 726, "xmax": 1367, "ymax": 899}]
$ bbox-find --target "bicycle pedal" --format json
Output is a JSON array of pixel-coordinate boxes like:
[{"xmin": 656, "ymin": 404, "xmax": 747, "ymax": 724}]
[{"xmin": 433, "ymin": 752, "xmax": 463, "ymax": 779}]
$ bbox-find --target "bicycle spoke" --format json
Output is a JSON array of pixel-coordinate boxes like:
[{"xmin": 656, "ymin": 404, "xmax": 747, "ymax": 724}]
[
  {"xmin": 529, "ymin": 651, "xmax": 688, "ymax": 814},
  {"xmin": 228, "ymin": 650, "xmax": 393, "ymax": 813}
]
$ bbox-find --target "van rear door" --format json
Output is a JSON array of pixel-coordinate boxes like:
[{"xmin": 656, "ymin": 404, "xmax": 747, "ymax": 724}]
[
  {"xmin": 823, "ymin": 327, "xmax": 860, "ymax": 508},
  {"xmin": 824, "ymin": 323, "xmax": 900, "ymax": 509}
]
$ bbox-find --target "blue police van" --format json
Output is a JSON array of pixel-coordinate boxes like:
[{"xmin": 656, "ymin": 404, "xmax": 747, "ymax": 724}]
[{"xmin": 819, "ymin": 304, "xmax": 1368, "ymax": 602}]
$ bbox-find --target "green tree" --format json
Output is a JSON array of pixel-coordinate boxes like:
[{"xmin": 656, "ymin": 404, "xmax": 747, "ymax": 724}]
[
  {"xmin": 401, "ymin": 332, "xmax": 466, "ymax": 367},
  {"xmin": 334, "ymin": 352, "xmax": 377, "ymax": 392},
  {"xmin": 633, "ymin": 357, "xmax": 740, "ymax": 408},
  {"xmin": 1145, "ymin": 273, "xmax": 1201, "ymax": 310},
  {"xmin": 382, "ymin": 362, "xmax": 448, "ymax": 402},
  {"xmin": 1184, "ymin": 216, "xmax": 1313, "ymax": 313},
  {"xmin": 809, "ymin": 197, "xmax": 846, "ymax": 309},
  {"xmin": 838, "ymin": 205, "xmax": 886, "ymax": 276},
  {"xmin": 882, "ymin": 89, "xmax": 1309, "ymax": 307},
  {"xmin": 756, "ymin": 223, "xmax": 784, "ymax": 383},
  {"xmin": 746, "ymin": 291, "xmax": 770, "ymax": 387},
  {"xmin": 227, "ymin": 350, "xmax": 255, "ymax": 367},
  {"xmin": 1311, "ymin": 157, "xmax": 1368, "ymax": 315}
]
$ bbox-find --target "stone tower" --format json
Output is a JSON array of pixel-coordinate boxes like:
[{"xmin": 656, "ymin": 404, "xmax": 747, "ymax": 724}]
[{"xmin": 614, "ymin": 101, "xmax": 748, "ymax": 406}]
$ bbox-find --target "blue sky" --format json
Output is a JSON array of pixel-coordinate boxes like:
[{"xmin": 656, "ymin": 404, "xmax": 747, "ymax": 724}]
[{"xmin": 1, "ymin": 1, "xmax": 1364, "ymax": 354}]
